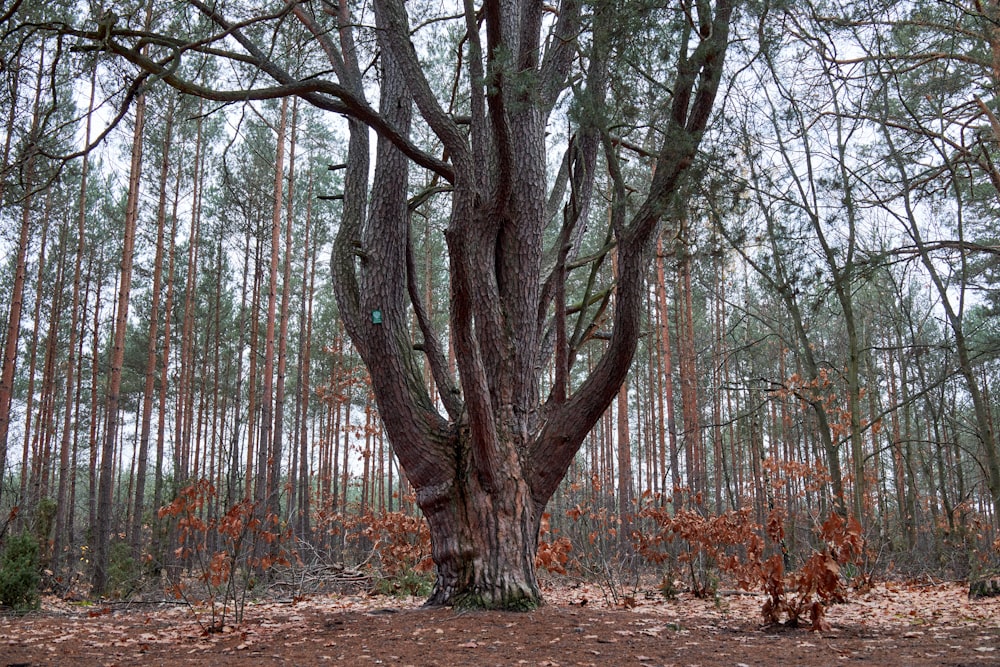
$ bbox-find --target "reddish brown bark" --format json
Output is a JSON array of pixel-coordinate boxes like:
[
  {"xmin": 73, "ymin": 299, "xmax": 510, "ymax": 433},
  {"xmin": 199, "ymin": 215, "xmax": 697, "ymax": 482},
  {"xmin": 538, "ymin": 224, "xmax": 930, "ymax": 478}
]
[
  {"xmin": 676, "ymin": 229, "xmax": 702, "ymax": 506},
  {"xmin": 294, "ymin": 168, "xmax": 316, "ymax": 540},
  {"xmin": 53, "ymin": 66, "xmax": 97, "ymax": 571},
  {"xmin": 176, "ymin": 113, "xmax": 203, "ymax": 484},
  {"xmin": 273, "ymin": 98, "xmax": 297, "ymax": 520},
  {"xmin": 130, "ymin": 103, "xmax": 174, "ymax": 559},
  {"xmin": 655, "ymin": 238, "xmax": 681, "ymax": 498},
  {"xmin": 92, "ymin": 58, "xmax": 148, "ymax": 594},
  {"xmin": 255, "ymin": 97, "xmax": 288, "ymax": 510},
  {"xmin": 0, "ymin": 44, "xmax": 46, "ymax": 504}
]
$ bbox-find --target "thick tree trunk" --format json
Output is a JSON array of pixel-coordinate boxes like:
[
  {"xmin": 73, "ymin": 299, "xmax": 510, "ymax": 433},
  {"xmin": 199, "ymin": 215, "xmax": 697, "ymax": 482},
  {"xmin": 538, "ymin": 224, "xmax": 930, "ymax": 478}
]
[
  {"xmin": 418, "ymin": 441, "xmax": 542, "ymax": 609},
  {"xmin": 331, "ymin": 0, "xmax": 733, "ymax": 609}
]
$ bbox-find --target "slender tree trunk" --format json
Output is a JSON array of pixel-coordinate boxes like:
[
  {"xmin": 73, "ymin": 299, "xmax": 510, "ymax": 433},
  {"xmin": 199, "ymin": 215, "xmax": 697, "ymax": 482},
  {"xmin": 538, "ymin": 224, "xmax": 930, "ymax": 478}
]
[
  {"xmin": 130, "ymin": 103, "xmax": 174, "ymax": 559},
  {"xmin": 176, "ymin": 114, "xmax": 203, "ymax": 484},
  {"xmin": 53, "ymin": 66, "xmax": 96, "ymax": 573},
  {"xmin": 22, "ymin": 197, "xmax": 51, "ymax": 510},
  {"xmin": 273, "ymin": 98, "xmax": 296, "ymax": 520},
  {"xmin": 884, "ymin": 126, "xmax": 1000, "ymax": 527},
  {"xmin": 87, "ymin": 251, "xmax": 104, "ymax": 547},
  {"xmin": 616, "ymin": 377, "xmax": 633, "ymax": 514},
  {"xmin": 256, "ymin": 98, "xmax": 288, "ymax": 510},
  {"xmin": 885, "ymin": 345, "xmax": 910, "ymax": 546},
  {"xmin": 340, "ymin": 392, "xmax": 351, "ymax": 515},
  {"xmin": 67, "ymin": 261, "xmax": 91, "ymax": 561},
  {"xmin": 210, "ymin": 237, "xmax": 224, "ymax": 514},
  {"xmin": 676, "ymin": 230, "xmax": 701, "ymax": 506},
  {"xmin": 35, "ymin": 209, "xmax": 68, "ymax": 535},
  {"xmin": 655, "ymin": 239, "xmax": 680, "ymax": 499},
  {"xmin": 296, "ymin": 188, "xmax": 315, "ymax": 540},
  {"xmin": 93, "ymin": 62, "xmax": 148, "ymax": 595},
  {"xmin": 153, "ymin": 164, "xmax": 181, "ymax": 550},
  {"xmin": 0, "ymin": 49, "xmax": 21, "ymax": 211},
  {"xmin": 227, "ymin": 228, "xmax": 252, "ymax": 504},
  {"xmin": 0, "ymin": 44, "xmax": 47, "ymax": 504},
  {"xmin": 245, "ymin": 234, "xmax": 262, "ymax": 497}
]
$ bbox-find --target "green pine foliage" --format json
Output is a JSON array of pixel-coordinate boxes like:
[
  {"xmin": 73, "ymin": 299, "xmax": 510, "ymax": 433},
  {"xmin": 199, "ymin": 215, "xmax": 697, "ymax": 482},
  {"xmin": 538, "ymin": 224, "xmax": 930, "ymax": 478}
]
[{"xmin": 0, "ymin": 532, "xmax": 41, "ymax": 611}]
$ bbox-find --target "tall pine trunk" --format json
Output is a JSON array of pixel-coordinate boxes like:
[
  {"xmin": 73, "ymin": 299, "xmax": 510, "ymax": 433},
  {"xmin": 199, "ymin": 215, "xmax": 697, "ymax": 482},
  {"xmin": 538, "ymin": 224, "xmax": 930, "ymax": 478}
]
[
  {"xmin": 255, "ymin": 97, "xmax": 288, "ymax": 510},
  {"xmin": 0, "ymin": 43, "xmax": 46, "ymax": 505},
  {"xmin": 93, "ymin": 58, "xmax": 147, "ymax": 595},
  {"xmin": 294, "ymin": 180, "xmax": 315, "ymax": 540},
  {"xmin": 130, "ymin": 103, "xmax": 174, "ymax": 559},
  {"xmin": 53, "ymin": 66, "xmax": 97, "ymax": 572},
  {"xmin": 273, "ymin": 98, "xmax": 297, "ymax": 521}
]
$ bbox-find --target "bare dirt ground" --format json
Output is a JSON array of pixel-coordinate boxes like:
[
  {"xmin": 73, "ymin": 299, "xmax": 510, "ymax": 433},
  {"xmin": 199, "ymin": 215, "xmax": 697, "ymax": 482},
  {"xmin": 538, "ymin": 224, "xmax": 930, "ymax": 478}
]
[{"xmin": 2, "ymin": 580, "xmax": 998, "ymax": 666}]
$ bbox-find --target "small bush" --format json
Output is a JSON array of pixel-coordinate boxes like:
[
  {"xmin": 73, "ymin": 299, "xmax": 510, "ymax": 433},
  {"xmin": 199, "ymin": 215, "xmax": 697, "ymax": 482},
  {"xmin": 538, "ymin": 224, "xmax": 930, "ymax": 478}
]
[
  {"xmin": 658, "ymin": 573, "xmax": 681, "ymax": 600},
  {"xmin": 347, "ymin": 510, "xmax": 433, "ymax": 577},
  {"xmin": 159, "ymin": 480, "xmax": 291, "ymax": 631},
  {"xmin": 373, "ymin": 568, "xmax": 435, "ymax": 597},
  {"xmin": 107, "ymin": 541, "xmax": 141, "ymax": 599},
  {"xmin": 0, "ymin": 532, "xmax": 41, "ymax": 611}
]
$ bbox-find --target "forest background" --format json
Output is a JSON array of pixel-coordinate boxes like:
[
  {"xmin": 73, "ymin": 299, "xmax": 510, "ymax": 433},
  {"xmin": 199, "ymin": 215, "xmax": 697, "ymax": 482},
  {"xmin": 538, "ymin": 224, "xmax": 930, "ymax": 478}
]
[{"xmin": 1, "ymin": 0, "xmax": 1000, "ymax": 616}]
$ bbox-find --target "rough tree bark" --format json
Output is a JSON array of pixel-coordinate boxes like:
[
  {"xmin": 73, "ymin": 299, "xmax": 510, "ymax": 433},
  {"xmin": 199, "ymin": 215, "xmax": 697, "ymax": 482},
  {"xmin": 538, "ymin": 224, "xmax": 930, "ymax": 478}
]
[
  {"xmin": 341, "ymin": 0, "xmax": 736, "ymax": 607},
  {"xmin": 75, "ymin": 0, "xmax": 737, "ymax": 608}
]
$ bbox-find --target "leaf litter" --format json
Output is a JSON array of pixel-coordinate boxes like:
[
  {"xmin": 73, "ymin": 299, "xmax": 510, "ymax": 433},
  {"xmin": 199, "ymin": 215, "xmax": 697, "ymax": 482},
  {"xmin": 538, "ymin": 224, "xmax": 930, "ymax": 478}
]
[{"xmin": 0, "ymin": 581, "xmax": 997, "ymax": 666}]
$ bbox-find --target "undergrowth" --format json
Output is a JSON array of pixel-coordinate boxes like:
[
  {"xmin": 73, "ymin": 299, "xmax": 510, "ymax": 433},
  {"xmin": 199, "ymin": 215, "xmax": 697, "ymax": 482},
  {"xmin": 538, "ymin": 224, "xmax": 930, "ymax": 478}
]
[{"xmin": 0, "ymin": 531, "xmax": 41, "ymax": 611}]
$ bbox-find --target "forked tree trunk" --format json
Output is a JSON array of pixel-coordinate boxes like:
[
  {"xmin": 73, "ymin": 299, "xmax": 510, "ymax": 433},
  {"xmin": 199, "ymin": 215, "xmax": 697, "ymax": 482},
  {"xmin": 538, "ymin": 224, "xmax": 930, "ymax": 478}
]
[
  {"xmin": 258, "ymin": 0, "xmax": 735, "ymax": 609},
  {"xmin": 83, "ymin": 0, "xmax": 734, "ymax": 606},
  {"xmin": 355, "ymin": 0, "xmax": 732, "ymax": 608}
]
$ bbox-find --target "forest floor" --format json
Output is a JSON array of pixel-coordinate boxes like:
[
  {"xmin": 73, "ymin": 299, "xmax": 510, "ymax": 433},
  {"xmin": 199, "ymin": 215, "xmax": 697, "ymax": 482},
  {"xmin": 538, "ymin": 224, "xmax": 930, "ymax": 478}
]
[{"xmin": 1, "ymin": 579, "xmax": 998, "ymax": 666}]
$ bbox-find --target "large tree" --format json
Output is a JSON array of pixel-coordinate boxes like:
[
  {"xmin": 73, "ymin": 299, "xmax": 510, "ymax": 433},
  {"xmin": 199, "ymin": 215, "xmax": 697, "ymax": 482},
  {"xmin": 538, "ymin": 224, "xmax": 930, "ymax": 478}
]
[{"xmin": 60, "ymin": 0, "xmax": 736, "ymax": 608}]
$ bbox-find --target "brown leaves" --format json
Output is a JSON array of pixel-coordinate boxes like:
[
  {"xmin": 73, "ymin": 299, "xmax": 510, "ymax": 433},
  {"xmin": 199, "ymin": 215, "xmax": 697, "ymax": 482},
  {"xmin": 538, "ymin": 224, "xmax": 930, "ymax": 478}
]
[
  {"xmin": 344, "ymin": 510, "xmax": 433, "ymax": 576},
  {"xmin": 536, "ymin": 513, "xmax": 573, "ymax": 575},
  {"xmin": 3, "ymin": 582, "xmax": 999, "ymax": 666},
  {"xmin": 631, "ymin": 498, "xmax": 868, "ymax": 630},
  {"xmin": 157, "ymin": 480, "xmax": 294, "ymax": 631}
]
